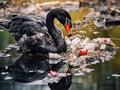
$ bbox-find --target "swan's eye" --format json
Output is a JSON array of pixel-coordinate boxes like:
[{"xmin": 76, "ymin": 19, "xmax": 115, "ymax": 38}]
[
  {"xmin": 65, "ymin": 18, "xmax": 72, "ymax": 28},
  {"xmin": 65, "ymin": 18, "xmax": 71, "ymax": 24}
]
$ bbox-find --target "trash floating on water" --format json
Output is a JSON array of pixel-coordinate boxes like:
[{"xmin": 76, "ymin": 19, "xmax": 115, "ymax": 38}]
[
  {"xmin": 89, "ymin": 30, "xmax": 93, "ymax": 32},
  {"xmin": 106, "ymin": 76, "xmax": 110, "ymax": 79},
  {"xmin": 0, "ymin": 34, "xmax": 116, "ymax": 78},
  {"xmin": 43, "ymin": 72, "xmax": 63, "ymax": 83},
  {"xmin": 0, "ymin": 50, "xmax": 11, "ymax": 58},
  {"xmin": 79, "ymin": 31, "xmax": 87, "ymax": 35},
  {"xmin": 4, "ymin": 76, "xmax": 13, "ymax": 80},
  {"xmin": 112, "ymin": 74, "xmax": 120, "ymax": 77},
  {"xmin": 0, "ymin": 44, "xmax": 20, "ymax": 58},
  {"xmin": 49, "ymin": 34, "xmax": 117, "ymax": 71},
  {"xmin": 0, "ymin": 29, "xmax": 4, "ymax": 32},
  {"xmin": 49, "ymin": 70, "xmax": 58, "ymax": 77},
  {"xmin": 43, "ymin": 76, "xmax": 60, "ymax": 83},
  {"xmin": 72, "ymin": 66, "xmax": 94, "ymax": 76},
  {"xmin": 49, "ymin": 53, "xmax": 62, "ymax": 59},
  {"xmin": 79, "ymin": 48, "xmax": 88, "ymax": 55},
  {"xmin": 1, "ymin": 72, "xmax": 8, "ymax": 75},
  {"xmin": 93, "ymin": 38, "xmax": 111, "ymax": 43},
  {"xmin": 106, "ymin": 74, "xmax": 120, "ymax": 79},
  {"xmin": 88, "ymin": 28, "xmax": 92, "ymax": 30},
  {"xmin": 93, "ymin": 31, "xmax": 99, "ymax": 35},
  {"xmin": 8, "ymin": 44, "xmax": 20, "ymax": 50},
  {"xmin": 74, "ymin": 72, "xmax": 84, "ymax": 76}
]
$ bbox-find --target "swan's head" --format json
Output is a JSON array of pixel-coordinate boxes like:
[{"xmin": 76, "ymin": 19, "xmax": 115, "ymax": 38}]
[{"xmin": 55, "ymin": 8, "xmax": 72, "ymax": 37}]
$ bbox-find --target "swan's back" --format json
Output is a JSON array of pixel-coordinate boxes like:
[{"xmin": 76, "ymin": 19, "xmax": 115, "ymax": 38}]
[{"xmin": 8, "ymin": 15, "xmax": 49, "ymax": 41}]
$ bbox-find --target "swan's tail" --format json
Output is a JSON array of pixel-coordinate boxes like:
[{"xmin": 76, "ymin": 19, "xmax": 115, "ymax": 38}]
[{"xmin": 0, "ymin": 19, "xmax": 9, "ymax": 28}]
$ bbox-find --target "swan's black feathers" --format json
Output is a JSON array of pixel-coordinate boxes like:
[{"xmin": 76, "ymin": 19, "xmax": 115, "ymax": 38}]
[
  {"xmin": 0, "ymin": 8, "xmax": 71, "ymax": 54},
  {"xmin": 9, "ymin": 15, "xmax": 65, "ymax": 53},
  {"xmin": 19, "ymin": 33, "xmax": 56, "ymax": 53},
  {"xmin": 8, "ymin": 16, "xmax": 49, "ymax": 40}
]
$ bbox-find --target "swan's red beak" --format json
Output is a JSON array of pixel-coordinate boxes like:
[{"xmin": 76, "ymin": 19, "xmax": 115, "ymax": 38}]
[{"xmin": 65, "ymin": 23, "xmax": 72, "ymax": 37}]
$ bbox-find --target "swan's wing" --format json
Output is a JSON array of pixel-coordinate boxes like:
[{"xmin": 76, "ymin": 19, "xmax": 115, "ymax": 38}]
[
  {"xmin": 18, "ymin": 33, "xmax": 57, "ymax": 54},
  {"xmin": 8, "ymin": 15, "xmax": 65, "ymax": 53},
  {"xmin": 19, "ymin": 32, "xmax": 66, "ymax": 54},
  {"xmin": 8, "ymin": 16, "xmax": 49, "ymax": 41}
]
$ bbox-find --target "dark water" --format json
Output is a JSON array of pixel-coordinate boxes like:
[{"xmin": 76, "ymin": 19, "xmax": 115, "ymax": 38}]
[{"xmin": 0, "ymin": 25, "xmax": 120, "ymax": 90}]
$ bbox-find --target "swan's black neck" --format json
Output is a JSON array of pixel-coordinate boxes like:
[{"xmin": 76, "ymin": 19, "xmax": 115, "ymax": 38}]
[{"xmin": 46, "ymin": 9, "xmax": 66, "ymax": 53}]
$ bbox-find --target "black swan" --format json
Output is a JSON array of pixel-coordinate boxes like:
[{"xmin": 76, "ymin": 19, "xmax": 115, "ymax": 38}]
[{"xmin": 0, "ymin": 8, "xmax": 72, "ymax": 54}]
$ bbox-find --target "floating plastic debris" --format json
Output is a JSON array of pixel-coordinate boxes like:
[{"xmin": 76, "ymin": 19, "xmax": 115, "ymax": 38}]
[
  {"xmin": 79, "ymin": 31, "xmax": 87, "ymax": 35},
  {"xmin": 5, "ymin": 47, "xmax": 11, "ymax": 50},
  {"xmin": 71, "ymin": 37, "xmax": 80, "ymax": 45},
  {"xmin": 89, "ymin": 30, "xmax": 93, "ymax": 32},
  {"xmin": 74, "ymin": 72, "xmax": 84, "ymax": 76},
  {"xmin": 1, "ymin": 72, "xmax": 8, "ymax": 75},
  {"xmin": 93, "ymin": 38, "xmax": 111, "ymax": 43},
  {"xmin": 37, "ymin": 70, "xmax": 45, "ymax": 73},
  {"xmin": 70, "ymin": 38, "xmax": 81, "ymax": 52},
  {"xmin": 0, "ymin": 29, "xmax": 4, "ymax": 32},
  {"xmin": 100, "ymin": 44, "xmax": 106, "ymax": 50},
  {"xmin": 112, "ymin": 74, "xmax": 120, "ymax": 77},
  {"xmin": 82, "ymin": 38, "xmax": 90, "ymax": 46},
  {"xmin": 106, "ymin": 76, "xmax": 110, "ymax": 79},
  {"xmin": 49, "ymin": 53, "xmax": 62, "ymax": 59},
  {"xmin": 4, "ymin": 76, "xmax": 13, "ymax": 80},
  {"xmin": 8, "ymin": 44, "xmax": 20, "ymax": 50},
  {"xmin": 49, "ymin": 59, "xmax": 63, "ymax": 64},
  {"xmin": 25, "ymin": 80, "xmax": 46, "ymax": 85},
  {"xmin": 43, "ymin": 72, "xmax": 63, "ymax": 83},
  {"xmin": 58, "ymin": 73, "xmax": 71, "ymax": 77},
  {"xmin": 79, "ymin": 48, "xmax": 88, "ymax": 55},
  {"xmin": 89, "ymin": 28, "xmax": 92, "ymax": 29},
  {"xmin": 84, "ymin": 43, "xmax": 96, "ymax": 52},
  {"xmin": 93, "ymin": 18, "xmax": 104, "ymax": 28},
  {"xmin": 43, "ymin": 76, "xmax": 60, "ymax": 83},
  {"xmin": 5, "ymin": 54, "xmax": 11, "ymax": 57},
  {"xmin": 28, "ymin": 70, "xmax": 34, "ymax": 73},
  {"xmin": 49, "ymin": 70, "xmax": 58, "ymax": 77},
  {"xmin": 103, "ymin": 38, "xmax": 111, "ymax": 43},
  {"xmin": 0, "ymin": 50, "xmax": 11, "ymax": 58},
  {"xmin": 93, "ymin": 31, "xmax": 99, "ymax": 35},
  {"xmin": 48, "ymin": 34, "xmax": 116, "ymax": 73}
]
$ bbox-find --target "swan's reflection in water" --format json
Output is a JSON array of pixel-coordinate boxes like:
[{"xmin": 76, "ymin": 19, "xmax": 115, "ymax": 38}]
[{"xmin": 0, "ymin": 53, "xmax": 72, "ymax": 90}]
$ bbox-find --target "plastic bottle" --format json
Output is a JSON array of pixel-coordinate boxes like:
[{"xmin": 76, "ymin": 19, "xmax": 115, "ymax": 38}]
[
  {"xmin": 84, "ymin": 43, "xmax": 95, "ymax": 52},
  {"xmin": 49, "ymin": 70, "xmax": 58, "ymax": 77},
  {"xmin": 82, "ymin": 38, "xmax": 90, "ymax": 45},
  {"xmin": 79, "ymin": 48, "xmax": 88, "ymax": 55},
  {"xmin": 100, "ymin": 44, "xmax": 106, "ymax": 50}
]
